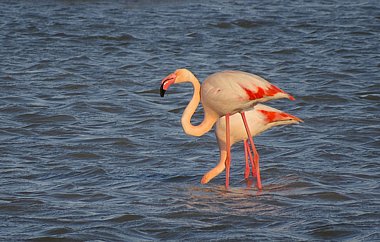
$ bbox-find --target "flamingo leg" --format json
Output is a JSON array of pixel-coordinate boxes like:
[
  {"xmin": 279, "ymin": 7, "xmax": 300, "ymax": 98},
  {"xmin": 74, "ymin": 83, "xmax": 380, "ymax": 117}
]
[
  {"xmin": 250, "ymin": 141, "xmax": 261, "ymax": 188},
  {"xmin": 246, "ymin": 141, "xmax": 257, "ymax": 178},
  {"xmin": 244, "ymin": 140, "xmax": 250, "ymax": 179},
  {"xmin": 225, "ymin": 113, "xmax": 231, "ymax": 188},
  {"xmin": 240, "ymin": 112, "xmax": 262, "ymax": 190}
]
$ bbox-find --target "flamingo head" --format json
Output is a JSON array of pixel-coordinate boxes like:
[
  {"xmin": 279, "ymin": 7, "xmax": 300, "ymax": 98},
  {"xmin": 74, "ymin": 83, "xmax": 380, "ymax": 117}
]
[{"xmin": 160, "ymin": 69, "xmax": 190, "ymax": 97}]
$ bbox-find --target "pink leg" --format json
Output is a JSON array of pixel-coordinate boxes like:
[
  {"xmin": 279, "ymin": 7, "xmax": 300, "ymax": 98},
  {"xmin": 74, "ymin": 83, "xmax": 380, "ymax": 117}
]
[
  {"xmin": 246, "ymin": 141, "xmax": 257, "ymax": 178},
  {"xmin": 225, "ymin": 113, "xmax": 231, "ymax": 188},
  {"xmin": 244, "ymin": 140, "xmax": 250, "ymax": 179},
  {"xmin": 240, "ymin": 112, "xmax": 262, "ymax": 190},
  {"xmin": 250, "ymin": 141, "xmax": 261, "ymax": 188}
]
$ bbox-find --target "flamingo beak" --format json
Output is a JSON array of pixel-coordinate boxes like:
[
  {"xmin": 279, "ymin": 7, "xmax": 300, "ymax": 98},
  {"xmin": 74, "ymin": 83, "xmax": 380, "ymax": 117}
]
[{"xmin": 160, "ymin": 73, "xmax": 176, "ymax": 97}]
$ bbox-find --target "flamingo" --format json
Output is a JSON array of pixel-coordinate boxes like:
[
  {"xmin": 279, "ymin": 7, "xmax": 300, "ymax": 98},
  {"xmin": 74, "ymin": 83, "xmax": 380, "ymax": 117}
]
[
  {"xmin": 160, "ymin": 69, "xmax": 295, "ymax": 188},
  {"xmin": 201, "ymin": 104, "xmax": 302, "ymax": 185}
]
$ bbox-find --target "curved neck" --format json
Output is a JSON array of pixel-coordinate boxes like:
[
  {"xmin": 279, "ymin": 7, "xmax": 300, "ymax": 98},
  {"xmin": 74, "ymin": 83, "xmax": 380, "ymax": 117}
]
[{"xmin": 181, "ymin": 74, "xmax": 218, "ymax": 137}]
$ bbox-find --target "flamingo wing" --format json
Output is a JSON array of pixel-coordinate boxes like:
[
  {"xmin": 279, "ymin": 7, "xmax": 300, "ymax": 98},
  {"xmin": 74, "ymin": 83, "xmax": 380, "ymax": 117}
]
[{"xmin": 201, "ymin": 71, "xmax": 294, "ymax": 116}]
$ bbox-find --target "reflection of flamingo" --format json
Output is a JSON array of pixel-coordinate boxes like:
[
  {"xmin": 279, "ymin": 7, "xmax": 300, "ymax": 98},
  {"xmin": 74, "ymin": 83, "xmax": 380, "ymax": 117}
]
[
  {"xmin": 201, "ymin": 104, "xmax": 302, "ymax": 186},
  {"xmin": 160, "ymin": 69, "xmax": 295, "ymax": 188}
]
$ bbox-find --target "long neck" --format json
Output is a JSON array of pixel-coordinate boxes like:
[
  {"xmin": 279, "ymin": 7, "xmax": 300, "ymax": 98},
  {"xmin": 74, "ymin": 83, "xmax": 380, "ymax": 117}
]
[{"xmin": 181, "ymin": 74, "xmax": 218, "ymax": 137}]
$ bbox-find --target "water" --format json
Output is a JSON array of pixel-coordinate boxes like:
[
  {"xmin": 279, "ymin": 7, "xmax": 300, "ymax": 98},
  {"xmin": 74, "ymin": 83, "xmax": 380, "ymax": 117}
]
[{"xmin": 1, "ymin": 0, "xmax": 379, "ymax": 241}]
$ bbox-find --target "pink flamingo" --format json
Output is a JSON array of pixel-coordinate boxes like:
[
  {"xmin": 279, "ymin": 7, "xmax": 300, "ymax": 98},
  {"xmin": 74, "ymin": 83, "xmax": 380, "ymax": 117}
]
[
  {"xmin": 160, "ymin": 69, "xmax": 295, "ymax": 188},
  {"xmin": 201, "ymin": 104, "xmax": 302, "ymax": 185}
]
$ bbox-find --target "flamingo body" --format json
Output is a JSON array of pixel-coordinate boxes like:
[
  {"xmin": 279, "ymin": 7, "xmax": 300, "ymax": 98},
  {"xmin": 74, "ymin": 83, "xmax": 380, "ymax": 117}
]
[
  {"xmin": 215, "ymin": 104, "xmax": 301, "ymax": 149},
  {"xmin": 201, "ymin": 104, "xmax": 302, "ymax": 184},
  {"xmin": 201, "ymin": 70, "xmax": 294, "ymax": 116}
]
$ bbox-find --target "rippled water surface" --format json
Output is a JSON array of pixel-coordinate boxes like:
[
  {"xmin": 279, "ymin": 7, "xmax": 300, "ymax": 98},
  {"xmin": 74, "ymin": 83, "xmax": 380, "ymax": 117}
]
[{"xmin": 1, "ymin": 0, "xmax": 379, "ymax": 241}]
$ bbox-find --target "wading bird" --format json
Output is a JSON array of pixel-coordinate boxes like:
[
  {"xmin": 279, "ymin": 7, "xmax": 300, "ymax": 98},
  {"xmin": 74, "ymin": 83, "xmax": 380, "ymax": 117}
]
[
  {"xmin": 160, "ymin": 69, "xmax": 295, "ymax": 188},
  {"xmin": 201, "ymin": 104, "xmax": 302, "ymax": 185}
]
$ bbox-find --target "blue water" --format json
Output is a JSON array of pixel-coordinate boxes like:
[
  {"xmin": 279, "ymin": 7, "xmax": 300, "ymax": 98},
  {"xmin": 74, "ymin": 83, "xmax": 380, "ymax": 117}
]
[{"xmin": 1, "ymin": 0, "xmax": 379, "ymax": 241}]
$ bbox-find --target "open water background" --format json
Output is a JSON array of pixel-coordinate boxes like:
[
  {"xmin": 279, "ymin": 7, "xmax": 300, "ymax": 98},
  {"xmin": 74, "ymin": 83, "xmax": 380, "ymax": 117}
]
[{"xmin": 1, "ymin": 0, "xmax": 379, "ymax": 241}]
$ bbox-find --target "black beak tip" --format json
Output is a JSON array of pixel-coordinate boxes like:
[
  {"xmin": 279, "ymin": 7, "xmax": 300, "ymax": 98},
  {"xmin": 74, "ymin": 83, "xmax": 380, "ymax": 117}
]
[{"xmin": 160, "ymin": 84, "xmax": 166, "ymax": 97}]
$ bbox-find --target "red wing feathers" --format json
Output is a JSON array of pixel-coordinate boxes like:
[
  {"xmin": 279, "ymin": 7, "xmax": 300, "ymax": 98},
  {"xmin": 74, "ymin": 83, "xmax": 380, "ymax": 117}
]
[
  {"xmin": 240, "ymin": 84, "xmax": 295, "ymax": 101},
  {"xmin": 258, "ymin": 109, "xmax": 302, "ymax": 123}
]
